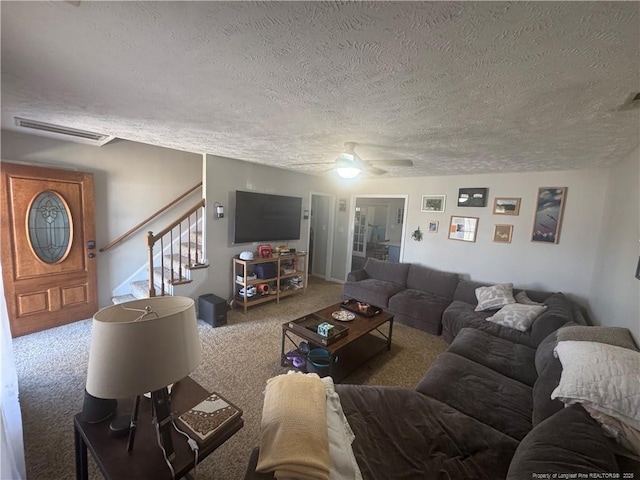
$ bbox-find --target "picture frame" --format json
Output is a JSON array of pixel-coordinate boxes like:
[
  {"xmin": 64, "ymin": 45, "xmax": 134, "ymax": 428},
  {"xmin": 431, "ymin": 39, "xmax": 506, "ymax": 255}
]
[
  {"xmin": 493, "ymin": 197, "xmax": 521, "ymax": 216},
  {"xmin": 531, "ymin": 187, "xmax": 567, "ymax": 244},
  {"xmin": 339, "ymin": 199, "xmax": 347, "ymax": 212},
  {"xmin": 421, "ymin": 195, "xmax": 446, "ymax": 212},
  {"xmin": 457, "ymin": 188, "xmax": 488, "ymax": 207},
  {"xmin": 448, "ymin": 216, "xmax": 479, "ymax": 242},
  {"xmin": 493, "ymin": 224, "xmax": 513, "ymax": 243},
  {"xmin": 428, "ymin": 221, "xmax": 439, "ymax": 233}
]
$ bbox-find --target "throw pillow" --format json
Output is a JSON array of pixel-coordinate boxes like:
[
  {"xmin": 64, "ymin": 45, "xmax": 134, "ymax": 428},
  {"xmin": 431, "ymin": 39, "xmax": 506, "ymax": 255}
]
[
  {"xmin": 515, "ymin": 290, "xmax": 543, "ymax": 305},
  {"xmin": 556, "ymin": 326, "xmax": 639, "ymax": 351},
  {"xmin": 475, "ymin": 283, "xmax": 516, "ymax": 311},
  {"xmin": 552, "ymin": 341, "xmax": 640, "ymax": 431},
  {"xmin": 486, "ymin": 303, "xmax": 548, "ymax": 331},
  {"xmin": 584, "ymin": 405, "xmax": 640, "ymax": 457}
]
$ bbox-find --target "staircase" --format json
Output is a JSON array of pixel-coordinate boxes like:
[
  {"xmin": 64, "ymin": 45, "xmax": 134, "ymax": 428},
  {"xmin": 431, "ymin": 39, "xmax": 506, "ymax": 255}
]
[
  {"xmin": 105, "ymin": 189, "xmax": 208, "ymax": 305},
  {"xmin": 112, "ymin": 231, "xmax": 206, "ymax": 304}
]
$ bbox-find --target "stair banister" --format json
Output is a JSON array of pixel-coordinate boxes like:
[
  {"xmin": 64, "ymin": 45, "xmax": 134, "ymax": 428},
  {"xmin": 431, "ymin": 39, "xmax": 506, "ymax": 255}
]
[
  {"xmin": 100, "ymin": 182, "xmax": 202, "ymax": 252},
  {"xmin": 146, "ymin": 199, "xmax": 206, "ymax": 297}
]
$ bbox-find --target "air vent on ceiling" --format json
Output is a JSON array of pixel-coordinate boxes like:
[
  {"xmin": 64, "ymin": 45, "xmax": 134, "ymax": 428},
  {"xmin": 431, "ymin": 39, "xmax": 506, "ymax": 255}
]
[{"xmin": 14, "ymin": 117, "xmax": 115, "ymax": 146}]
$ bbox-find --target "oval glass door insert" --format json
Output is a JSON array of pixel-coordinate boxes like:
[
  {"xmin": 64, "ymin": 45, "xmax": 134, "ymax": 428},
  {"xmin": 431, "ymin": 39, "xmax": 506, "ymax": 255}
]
[{"xmin": 27, "ymin": 191, "xmax": 73, "ymax": 263}]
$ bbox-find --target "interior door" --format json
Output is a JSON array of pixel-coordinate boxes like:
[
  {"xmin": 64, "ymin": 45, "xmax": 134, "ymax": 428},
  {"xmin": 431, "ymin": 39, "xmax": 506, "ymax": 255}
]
[{"xmin": 1, "ymin": 162, "xmax": 98, "ymax": 337}]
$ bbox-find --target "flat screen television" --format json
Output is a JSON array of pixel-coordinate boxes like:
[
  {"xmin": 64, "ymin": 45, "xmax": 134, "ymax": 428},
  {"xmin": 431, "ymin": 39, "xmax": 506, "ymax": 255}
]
[{"xmin": 234, "ymin": 191, "xmax": 302, "ymax": 244}]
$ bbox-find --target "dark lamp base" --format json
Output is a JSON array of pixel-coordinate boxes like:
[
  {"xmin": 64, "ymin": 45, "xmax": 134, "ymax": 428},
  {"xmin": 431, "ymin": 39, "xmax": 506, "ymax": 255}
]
[{"xmin": 109, "ymin": 415, "xmax": 131, "ymax": 438}]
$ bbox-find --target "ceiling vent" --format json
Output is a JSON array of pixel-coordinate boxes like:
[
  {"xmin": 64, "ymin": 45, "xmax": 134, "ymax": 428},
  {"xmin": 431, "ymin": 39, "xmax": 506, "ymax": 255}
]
[{"xmin": 14, "ymin": 117, "xmax": 115, "ymax": 146}]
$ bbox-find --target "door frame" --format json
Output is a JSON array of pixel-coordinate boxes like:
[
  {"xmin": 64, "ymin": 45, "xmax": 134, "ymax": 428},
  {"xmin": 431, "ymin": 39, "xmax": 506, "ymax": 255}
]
[
  {"xmin": 307, "ymin": 191, "xmax": 335, "ymax": 281},
  {"xmin": 345, "ymin": 194, "xmax": 408, "ymax": 275}
]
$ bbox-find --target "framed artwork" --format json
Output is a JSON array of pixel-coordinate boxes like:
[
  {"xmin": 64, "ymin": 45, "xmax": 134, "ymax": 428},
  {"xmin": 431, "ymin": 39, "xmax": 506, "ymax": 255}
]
[
  {"xmin": 421, "ymin": 195, "xmax": 446, "ymax": 212},
  {"xmin": 428, "ymin": 221, "xmax": 439, "ymax": 233},
  {"xmin": 339, "ymin": 199, "xmax": 347, "ymax": 212},
  {"xmin": 448, "ymin": 216, "xmax": 479, "ymax": 242},
  {"xmin": 493, "ymin": 224, "xmax": 513, "ymax": 243},
  {"xmin": 458, "ymin": 188, "xmax": 488, "ymax": 207},
  {"xmin": 531, "ymin": 187, "xmax": 567, "ymax": 244},
  {"xmin": 493, "ymin": 197, "xmax": 521, "ymax": 216}
]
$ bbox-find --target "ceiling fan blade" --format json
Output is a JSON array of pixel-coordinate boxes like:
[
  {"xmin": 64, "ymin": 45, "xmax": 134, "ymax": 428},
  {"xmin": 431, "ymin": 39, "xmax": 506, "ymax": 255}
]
[
  {"xmin": 365, "ymin": 165, "xmax": 388, "ymax": 175},
  {"xmin": 369, "ymin": 159, "xmax": 414, "ymax": 167},
  {"xmin": 288, "ymin": 161, "xmax": 334, "ymax": 167}
]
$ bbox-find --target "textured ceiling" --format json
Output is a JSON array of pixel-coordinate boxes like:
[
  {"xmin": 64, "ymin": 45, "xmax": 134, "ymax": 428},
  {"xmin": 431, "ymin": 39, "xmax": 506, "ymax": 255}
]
[{"xmin": 1, "ymin": 1, "xmax": 639, "ymax": 178}]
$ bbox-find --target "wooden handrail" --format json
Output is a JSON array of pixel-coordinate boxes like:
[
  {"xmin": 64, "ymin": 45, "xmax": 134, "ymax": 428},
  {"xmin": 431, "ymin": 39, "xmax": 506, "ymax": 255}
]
[
  {"xmin": 146, "ymin": 198, "xmax": 206, "ymax": 297},
  {"xmin": 100, "ymin": 182, "xmax": 202, "ymax": 252},
  {"xmin": 147, "ymin": 199, "xmax": 205, "ymax": 244}
]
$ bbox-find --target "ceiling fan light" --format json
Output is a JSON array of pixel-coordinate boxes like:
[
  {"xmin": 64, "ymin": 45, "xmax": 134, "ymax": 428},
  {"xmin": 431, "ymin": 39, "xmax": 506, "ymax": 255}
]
[{"xmin": 337, "ymin": 166, "xmax": 361, "ymax": 179}]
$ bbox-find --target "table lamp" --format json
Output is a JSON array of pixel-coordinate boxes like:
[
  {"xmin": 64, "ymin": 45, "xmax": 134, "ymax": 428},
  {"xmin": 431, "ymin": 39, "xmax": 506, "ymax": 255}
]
[{"xmin": 85, "ymin": 296, "xmax": 202, "ymax": 460}]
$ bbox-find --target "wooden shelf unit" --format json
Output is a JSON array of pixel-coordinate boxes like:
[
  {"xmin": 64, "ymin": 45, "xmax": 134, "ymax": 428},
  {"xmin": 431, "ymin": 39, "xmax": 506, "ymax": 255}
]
[{"xmin": 233, "ymin": 253, "xmax": 307, "ymax": 313}]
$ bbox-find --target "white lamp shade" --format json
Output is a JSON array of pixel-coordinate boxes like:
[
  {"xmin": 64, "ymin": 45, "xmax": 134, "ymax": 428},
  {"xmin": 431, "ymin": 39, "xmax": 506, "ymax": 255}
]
[
  {"xmin": 86, "ymin": 296, "xmax": 202, "ymax": 399},
  {"xmin": 336, "ymin": 152, "xmax": 362, "ymax": 179}
]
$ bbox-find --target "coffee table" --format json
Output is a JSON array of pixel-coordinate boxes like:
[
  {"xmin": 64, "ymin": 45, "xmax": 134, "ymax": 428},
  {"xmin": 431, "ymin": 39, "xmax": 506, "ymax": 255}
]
[{"xmin": 281, "ymin": 302, "xmax": 394, "ymax": 382}]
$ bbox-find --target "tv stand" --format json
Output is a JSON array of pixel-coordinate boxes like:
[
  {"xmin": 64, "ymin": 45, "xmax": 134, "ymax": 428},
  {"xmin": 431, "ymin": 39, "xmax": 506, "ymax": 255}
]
[{"xmin": 232, "ymin": 253, "xmax": 307, "ymax": 313}]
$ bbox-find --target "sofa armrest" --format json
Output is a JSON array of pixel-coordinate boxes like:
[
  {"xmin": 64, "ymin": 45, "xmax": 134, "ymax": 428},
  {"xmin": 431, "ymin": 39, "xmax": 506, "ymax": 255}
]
[{"xmin": 347, "ymin": 269, "xmax": 369, "ymax": 282}]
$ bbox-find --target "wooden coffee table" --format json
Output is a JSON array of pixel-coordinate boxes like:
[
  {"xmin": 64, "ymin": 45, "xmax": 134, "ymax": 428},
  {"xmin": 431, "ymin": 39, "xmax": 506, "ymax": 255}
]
[{"xmin": 281, "ymin": 302, "xmax": 394, "ymax": 382}]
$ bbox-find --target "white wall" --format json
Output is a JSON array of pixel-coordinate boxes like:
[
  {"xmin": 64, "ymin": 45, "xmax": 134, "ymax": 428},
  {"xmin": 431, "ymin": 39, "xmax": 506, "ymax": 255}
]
[
  {"xmin": 199, "ymin": 154, "xmax": 333, "ymax": 301},
  {"xmin": 589, "ymin": 147, "xmax": 640, "ymax": 343},
  {"xmin": 1, "ymin": 130, "xmax": 202, "ymax": 307},
  {"xmin": 332, "ymin": 168, "xmax": 612, "ymax": 312}
]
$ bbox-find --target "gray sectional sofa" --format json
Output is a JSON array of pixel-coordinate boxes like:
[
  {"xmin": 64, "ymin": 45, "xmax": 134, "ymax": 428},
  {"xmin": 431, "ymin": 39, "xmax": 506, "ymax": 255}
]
[
  {"xmin": 343, "ymin": 258, "xmax": 459, "ymax": 335},
  {"xmin": 245, "ymin": 258, "xmax": 639, "ymax": 479}
]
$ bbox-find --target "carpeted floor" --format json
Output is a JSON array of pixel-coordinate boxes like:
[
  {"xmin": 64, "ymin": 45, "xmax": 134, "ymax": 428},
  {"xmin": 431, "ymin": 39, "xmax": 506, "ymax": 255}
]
[{"xmin": 12, "ymin": 277, "xmax": 447, "ymax": 480}]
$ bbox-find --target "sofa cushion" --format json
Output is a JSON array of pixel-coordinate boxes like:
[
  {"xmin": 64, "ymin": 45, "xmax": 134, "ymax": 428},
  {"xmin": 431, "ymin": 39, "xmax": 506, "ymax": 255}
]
[
  {"xmin": 475, "ymin": 283, "xmax": 516, "ymax": 311},
  {"xmin": 552, "ymin": 341, "xmax": 640, "ymax": 431},
  {"xmin": 534, "ymin": 330, "xmax": 560, "ymax": 374},
  {"xmin": 529, "ymin": 292, "xmax": 584, "ymax": 346},
  {"xmin": 416, "ymin": 352, "xmax": 533, "ymax": 440},
  {"xmin": 405, "ymin": 264, "xmax": 459, "ymax": 299},
  {"xmin": 556, "ymin": 325, "xmax": 639, "ymax": 351},
  {"xmin": 531, "ymin": 357, "xmax": 564, "ymax": 426},
  {"xmin": 335, "ymin": 384, "xmax": 520, "ymax": 480},
  {"xmin": 342, "ymin": 278, "xmax": 404, "ymax": 308},
  {"xmin": 363, "ymin": 258, "xmax": 409, "ymax": 286},
  {"xmin": 442, "ymin": 301, "xmax": 535, "ymax": 346},
  {"xmin": 514, "ymin": 290, "xmax": 543, "ymax": 305},
  {"xmin": 446, "ymin": 328, "xmax": 538, "ymax": 386},
  {"xmin": 486, "ymin": 303, "xmax": 548, "ymax": 332},
  {"xmin": 506, "ymin": 405, "xmax": 619, "ymax": 480},
  {"xmin": 388, "ymin": 289, "xmax": 451, "ymax": 334}
]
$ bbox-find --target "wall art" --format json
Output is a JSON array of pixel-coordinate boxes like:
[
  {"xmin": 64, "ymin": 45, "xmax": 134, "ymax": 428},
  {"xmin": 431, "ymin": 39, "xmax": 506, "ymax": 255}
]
[
  {"xmin": 428, "ymin": 221, "xmax": 439, "ymax": 233},
  {"xmin": 493, "ymin": 197, "xmax": 521, "ymax": 216},
  {"xmin": 493, "ymin": 224, "xmax": 513, "ymax": 243},
  {"xmin": 448, "ymin": 216, "xmax": 479, "ymax": 242},
  {"xmin": 421, "ymin": 195, "xmax": 446, "ymax": 212},
  {"xmin": 531, "ymin": 187, "xmax": 567, "ymax": 244},
  {"xmin": 458, "ymin": 188, "xmax": 488, "ymax": 207}
]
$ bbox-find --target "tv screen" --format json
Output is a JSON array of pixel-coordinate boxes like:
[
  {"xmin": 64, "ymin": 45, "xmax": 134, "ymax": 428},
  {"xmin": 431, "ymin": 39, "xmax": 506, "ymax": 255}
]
[{"xmin": 234, "ymin": 191, "xmax": 302, "ymax": 244}]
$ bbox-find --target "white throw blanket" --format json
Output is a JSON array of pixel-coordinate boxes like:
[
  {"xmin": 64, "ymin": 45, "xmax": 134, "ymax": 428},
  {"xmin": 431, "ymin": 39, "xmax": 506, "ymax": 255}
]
[
  {"xmin": 256, "ymin": 372, "xmax": 363, "ymax": 480},
  {"xmin": 257, "ymin": 373, "xmax": 331, "ymax": 480}
]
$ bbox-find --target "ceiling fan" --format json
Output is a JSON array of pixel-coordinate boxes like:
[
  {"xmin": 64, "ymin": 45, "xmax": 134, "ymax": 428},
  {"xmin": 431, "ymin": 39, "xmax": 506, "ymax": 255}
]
[{"xmin": 294, "ymin": 142, "xmax": 414, "ymax": 178}]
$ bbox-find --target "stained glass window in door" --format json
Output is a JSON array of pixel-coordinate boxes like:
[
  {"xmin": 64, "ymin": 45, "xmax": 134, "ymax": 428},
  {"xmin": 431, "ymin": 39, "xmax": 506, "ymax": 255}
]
[{"xmin": 27, "ymin": 191, "xmax": 73, "ymax": 263}]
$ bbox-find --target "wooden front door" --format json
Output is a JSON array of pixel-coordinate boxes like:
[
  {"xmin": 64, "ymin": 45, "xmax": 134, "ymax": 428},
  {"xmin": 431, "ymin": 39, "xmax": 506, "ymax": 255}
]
[{"xmin": 1, "ymin": 162, "xmax": 98, "ymax": 337}]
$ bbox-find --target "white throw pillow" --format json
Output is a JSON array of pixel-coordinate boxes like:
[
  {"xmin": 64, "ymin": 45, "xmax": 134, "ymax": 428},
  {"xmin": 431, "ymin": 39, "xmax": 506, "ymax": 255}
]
[
  {"xmin": 552, "ymin": 341, "xmax": 640, "ymax": 431},
  {"xmin": 475, "ymin": 283, "xmax": 516, "ymax": 311},
  {"xmin": 515, "ymin": 290, "xmax": 544, "ymax": 306},
  {"xmin": 486, "ymin": 303, "xmax": 548, "ymax": 331}
]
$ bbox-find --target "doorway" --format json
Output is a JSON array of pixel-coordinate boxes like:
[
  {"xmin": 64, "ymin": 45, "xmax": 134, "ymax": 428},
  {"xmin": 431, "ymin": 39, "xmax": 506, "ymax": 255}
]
[
  {"xmin": 347, "ymin": 195, "xmax": 408, "ymax": 272},
  {"xmin": 308, "ymin": 193, "xmax": 334, "ymax": 280},
  {"xmin": 1, "ymin": 163, "xmax": 98, "ymax": 336}
]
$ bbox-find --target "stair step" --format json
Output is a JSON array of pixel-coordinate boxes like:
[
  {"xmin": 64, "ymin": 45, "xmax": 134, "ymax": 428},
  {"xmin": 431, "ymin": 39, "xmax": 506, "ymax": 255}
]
[
  {"xmin": 180, "ymin": 242, "xmax": 204, "ymax": 261},
  {"xmin": 112, "ymin": 294, "xmax": 137, "ymax": 305},
  {"xmin": 163, "ymin": 254, "xmax": 202, "ymax": 274},
  {"xmin": 130, "ymin": 280, "xmax": 155, "ymax": 299},
  {"xmin": 190, "ymin": 231, "xmax": 203, "ymax": 245},
  {"xmin": 153, "ymin": 266, "xmax": 192, "ymax": 287}
]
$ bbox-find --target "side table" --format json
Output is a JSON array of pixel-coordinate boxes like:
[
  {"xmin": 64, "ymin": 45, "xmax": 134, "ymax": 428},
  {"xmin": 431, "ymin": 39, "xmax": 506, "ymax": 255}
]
[{"xmin": 74, "ymin": 377, "xmax": 243, "ymax": 480}]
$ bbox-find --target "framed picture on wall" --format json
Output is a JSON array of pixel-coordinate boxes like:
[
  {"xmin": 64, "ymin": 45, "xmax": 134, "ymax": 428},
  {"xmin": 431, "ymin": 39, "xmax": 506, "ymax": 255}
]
[
  {"xmin": 428, "ymin": 221, "xmax": 439, "ymax": 233},
  {"xmin": 421, "ymin": 195, "xmax": 446, "ymax": 212},
  {"xmin": 493, "ymin": 197, "xmax": 521, "ymax": 216},
  {"xmin": 531, "ymin": 187, "xmax": 567, "ymax": 244},
  {"xmin": 448, "ymin": 216, "xmax": 479, "ymax": 242},
  {"xmin": 457, "ymin": 188, "xmax": 488, "ymax": 207},
  {"xmin": 493, "ymin": 224, "xmax": 513, "ymax": 243}
]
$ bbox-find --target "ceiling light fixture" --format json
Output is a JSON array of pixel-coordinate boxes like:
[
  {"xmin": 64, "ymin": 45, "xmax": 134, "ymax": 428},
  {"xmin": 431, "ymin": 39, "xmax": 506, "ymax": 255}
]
[{"xmin": 336, "ymin": 152, "xmax": 362, "ymax": 179}]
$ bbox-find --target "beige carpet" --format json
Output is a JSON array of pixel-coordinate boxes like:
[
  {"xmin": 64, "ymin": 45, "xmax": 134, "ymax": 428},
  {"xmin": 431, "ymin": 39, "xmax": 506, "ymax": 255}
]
[{"xmin": 12, "ymin": 277, "xmax": 447, "ymax": 479}]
